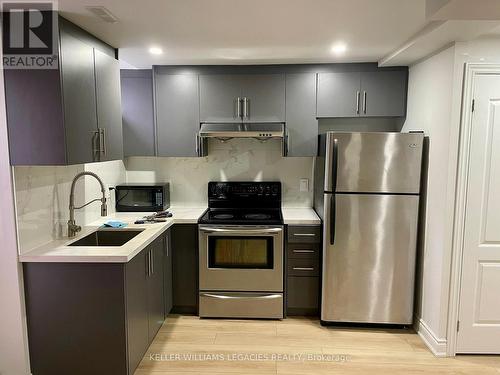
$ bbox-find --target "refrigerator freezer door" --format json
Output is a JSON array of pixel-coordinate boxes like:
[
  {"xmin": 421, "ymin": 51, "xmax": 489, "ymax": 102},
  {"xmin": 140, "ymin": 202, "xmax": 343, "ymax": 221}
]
[
  {"xmin": 321, "ymin": 193, "xmax": 419, "ymax": 324},
  {"xmin": 327, "ymin": 132, "xmax": 423, "ymax": 194}
]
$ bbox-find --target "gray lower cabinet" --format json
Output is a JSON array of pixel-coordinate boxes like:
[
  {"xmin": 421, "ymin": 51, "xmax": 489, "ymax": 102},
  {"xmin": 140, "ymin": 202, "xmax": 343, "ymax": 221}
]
[
  {"xmin": 199, "ymin": 73, "xmax": 285, "ymax": 123},
  {"xmin": 4, "ymin": 15, "xmax": 122, "ymax": 165},
  {"xmin": 285, "ymin": 73, "xmax": 318, "ymax": 156},
  {"xmin": 147, "ymin": 237, "xmax": 165, "ymax": 341},
  {"xmin": 171, "ymin": 224, "xmax": 199, "ymax": 314},
  {"xmin": 286, "ymin": 225, "xmax": 321, "ymax": 316},
  {"xmin": 316, "ymin": 70, "xmax": 407, "ymax": 118},
  {"xmin": 164, "ymin": 230, "xmax": 173, "ymax": 316},
  {"xmin": 120, "ymin": 70, "xmax": 156, "ymax": 156},
  {"xmin": 23, "ymin": 233, "xmax": 169, "ymax": 375},
  {"xmin": 125, "ymin": 247, "xmax": 149, "ymax": 374},
  {"xmin": 155, "ymin": 73, "xmax": 200, "ymax": 157}
]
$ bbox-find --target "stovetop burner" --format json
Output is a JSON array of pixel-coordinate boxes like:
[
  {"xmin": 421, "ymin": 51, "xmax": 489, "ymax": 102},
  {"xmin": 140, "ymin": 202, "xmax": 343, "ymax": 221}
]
[
  {"xmin": 198, "ymin": 181, "xmax": 283, "ymax": 225},
  {"xmin": 212, "ymin": 213, "xmax": 235, "ymax": 220},
  {"xmin": 244, "ymin": 213, "xmax": 272, "ymax": 220}
]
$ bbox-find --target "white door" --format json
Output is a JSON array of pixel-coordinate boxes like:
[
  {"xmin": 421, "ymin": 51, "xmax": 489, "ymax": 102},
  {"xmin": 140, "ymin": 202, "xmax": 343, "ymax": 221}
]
[{"xmin": 457, "ymin": 73, "xmax": 500, "ymax": 353}]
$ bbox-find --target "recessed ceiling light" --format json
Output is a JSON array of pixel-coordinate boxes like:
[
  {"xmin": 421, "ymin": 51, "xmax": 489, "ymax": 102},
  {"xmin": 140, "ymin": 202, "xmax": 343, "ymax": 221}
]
[
  {"xmin": 331, "ymin": 43, "xmax": 347, "ymax": 55},
  {"xmin": 149, "ymin": 47, "xmax": 163, "ymax": 55}
]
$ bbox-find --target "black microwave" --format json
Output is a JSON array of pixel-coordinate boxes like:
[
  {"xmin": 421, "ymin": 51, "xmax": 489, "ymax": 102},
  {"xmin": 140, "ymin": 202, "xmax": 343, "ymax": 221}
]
[{"xmin": 115, "ymin": 183, "xmax": 170, "ymax": 212}]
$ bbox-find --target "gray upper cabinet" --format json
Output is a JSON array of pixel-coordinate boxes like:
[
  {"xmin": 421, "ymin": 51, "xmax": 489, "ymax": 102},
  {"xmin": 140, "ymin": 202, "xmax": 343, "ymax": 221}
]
[
  {"xmin": 360, "ymin": 71, "xmax": 407, "ymax": 117},
  {"xmin": 155, "ymin": 73, "xmax": 199, "ymax": 157},
  {"xmin": 94, "ymin": 49, "xmax": 123, "ymax": 161},
  {"xmin": 120, "ymin": 70, "xmax": 155, "ymax": 157},
  {"xmin": 4, "ymin": 15, "xmax": 122, "ymax": 166},
  {"xmin": 316, "ymin": 70, "xmax": 407, "ymax": 118},
  {"xmin": 59, "ymin": 28, "xmax": 98, "ymax": 165},
  {"xmin": 241, "ymin": 74, "xmax": 285, "ymax": 122},
  {"xmin": 285, "ymin": 73, "xmax": 318, "ymax": 157},
  {"xmin": 199, "ymin": 74, "xmax": 242, "ymax": 123},
  {"xmin": 199, "ymin": 73, "xmax": 285, "ymax": 123},
  {"xmin": 317, "ymin": 72, "xmax": 361, "ymax": 118}
]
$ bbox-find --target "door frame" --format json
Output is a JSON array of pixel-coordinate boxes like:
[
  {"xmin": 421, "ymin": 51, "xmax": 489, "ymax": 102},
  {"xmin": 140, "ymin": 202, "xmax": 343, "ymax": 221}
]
[{"xmin": 446, "ymin": 63, "xmax": 500, "ymax": 356}]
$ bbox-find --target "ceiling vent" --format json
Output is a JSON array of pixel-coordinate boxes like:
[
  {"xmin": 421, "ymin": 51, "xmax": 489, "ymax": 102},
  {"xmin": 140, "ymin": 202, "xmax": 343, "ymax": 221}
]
[{"xmin": 85, "ymin": 6, "xmax": 118, "ymax": 23}]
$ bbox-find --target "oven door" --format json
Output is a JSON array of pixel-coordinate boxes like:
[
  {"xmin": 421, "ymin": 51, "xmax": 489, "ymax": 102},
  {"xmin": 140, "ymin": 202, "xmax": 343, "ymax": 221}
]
[{"xmin": 199, "ymin": 225, "xmax": 284, "ymax": 292}]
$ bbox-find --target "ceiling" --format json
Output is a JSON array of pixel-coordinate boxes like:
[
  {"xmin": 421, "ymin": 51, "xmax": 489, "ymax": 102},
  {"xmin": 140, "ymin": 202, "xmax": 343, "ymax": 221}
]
[{"xmin": 58, "ymin": 0, "xmax": 428, "ymax": 68}]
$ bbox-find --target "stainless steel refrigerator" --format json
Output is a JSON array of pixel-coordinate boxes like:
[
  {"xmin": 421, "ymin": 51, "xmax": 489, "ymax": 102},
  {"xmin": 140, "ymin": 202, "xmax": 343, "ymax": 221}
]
[{"xmin": 314, "ymin": 132, "xmax": 424, "ymax": 324}]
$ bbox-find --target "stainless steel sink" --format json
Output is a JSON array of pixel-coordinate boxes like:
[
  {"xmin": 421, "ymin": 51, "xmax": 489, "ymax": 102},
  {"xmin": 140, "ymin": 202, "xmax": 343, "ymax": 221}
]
[{"xmin": 68, "ymin": 229, "xmax": 144, "ymax": 247}]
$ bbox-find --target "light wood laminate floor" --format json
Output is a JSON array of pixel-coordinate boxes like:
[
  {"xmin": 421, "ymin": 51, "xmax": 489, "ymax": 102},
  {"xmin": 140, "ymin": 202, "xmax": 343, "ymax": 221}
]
[{"xmin": 135, "ymin": 315, "xmax": 500, "ymax": 375}]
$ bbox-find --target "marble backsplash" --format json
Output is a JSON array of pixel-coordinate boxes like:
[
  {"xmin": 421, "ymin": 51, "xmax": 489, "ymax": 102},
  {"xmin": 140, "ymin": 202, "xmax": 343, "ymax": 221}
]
[
  {"xmin": 13, "ymin": 160, "xmax": 126, "ymax": 253},
  {"xmin": 13, "ymin": 139, "xmax": 314, "ymax": 253},
  {"xmin": 125, "ymin": 138, "xmax": 314, "ymax": 207}
]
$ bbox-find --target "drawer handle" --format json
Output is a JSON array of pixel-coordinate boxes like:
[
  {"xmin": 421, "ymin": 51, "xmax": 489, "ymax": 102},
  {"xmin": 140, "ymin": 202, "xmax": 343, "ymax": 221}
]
[
  {"xmin": 293, "ymin": 233, "xmax": 316, "ymax": 237},
  {"xmin": 292, "ymin": 250, "xmax": 314, "ymax": 253},
  {"xmin": 293, "ymin": 267, "xmax": 315, "ymax": 271}
]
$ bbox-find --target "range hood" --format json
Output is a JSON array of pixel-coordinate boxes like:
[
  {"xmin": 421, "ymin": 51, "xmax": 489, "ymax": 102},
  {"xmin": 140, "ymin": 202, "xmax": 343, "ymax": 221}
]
[
  {"xmin": 197, "ymin": 123, "xmax": 288, "ymax": 157},
  {"xmin": 199, "ymin": 123, "xmax": 285, "ymax": 140}
]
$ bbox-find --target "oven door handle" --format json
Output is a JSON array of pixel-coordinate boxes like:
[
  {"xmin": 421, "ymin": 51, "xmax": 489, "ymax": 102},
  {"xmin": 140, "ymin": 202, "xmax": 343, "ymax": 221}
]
[
  {"xmin": 198, "ymin": 226, "xmax": 282, "ymax": 234},
  {"xmin": 200, "ymin": 293, "xmax": 282, "ymax": 300}
]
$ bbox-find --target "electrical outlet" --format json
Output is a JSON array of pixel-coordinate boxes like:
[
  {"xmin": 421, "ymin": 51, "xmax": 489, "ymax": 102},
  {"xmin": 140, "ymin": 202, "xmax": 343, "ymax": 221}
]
[{"xmin": 299, "ymin": 178, "xmax": 309, "ymax": 192}]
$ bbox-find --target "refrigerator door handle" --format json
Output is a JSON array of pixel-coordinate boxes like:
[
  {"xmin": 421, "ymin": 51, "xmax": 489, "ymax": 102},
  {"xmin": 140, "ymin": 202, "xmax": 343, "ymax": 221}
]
[
  {"xmin": 330, "ymin": 194, "xmax": 336, "ymax": 245},
  {"xmin": 332, "ymin": 139, "xmax": 338, "ymax": 192}
]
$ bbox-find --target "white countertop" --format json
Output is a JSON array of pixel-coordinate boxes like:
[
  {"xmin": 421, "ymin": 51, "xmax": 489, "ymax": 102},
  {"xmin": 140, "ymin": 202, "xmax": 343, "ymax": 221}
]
[
  {"xmin": 282, "ymin": 207, "xmax": 321, "ymax": 225},
  {"xmin": 19, "ymin": 206, "xmax": 320, "ymax": 263},
  {"xmin": 18, "ymin": 207, "xmax": 206, "ymax": 264}
]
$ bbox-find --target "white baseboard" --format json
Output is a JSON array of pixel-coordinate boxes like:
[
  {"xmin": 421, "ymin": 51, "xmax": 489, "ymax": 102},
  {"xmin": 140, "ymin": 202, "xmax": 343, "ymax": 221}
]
[{"xmin": 414, "ymin": 318, "xmax": 448, "ymax": 357}]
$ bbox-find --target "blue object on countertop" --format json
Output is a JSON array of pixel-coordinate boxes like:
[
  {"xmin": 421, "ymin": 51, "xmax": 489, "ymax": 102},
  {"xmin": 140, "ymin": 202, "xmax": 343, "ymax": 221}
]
[{"xmin": 102, "ymin": 220, "xmax": 127, "ymax": 228}]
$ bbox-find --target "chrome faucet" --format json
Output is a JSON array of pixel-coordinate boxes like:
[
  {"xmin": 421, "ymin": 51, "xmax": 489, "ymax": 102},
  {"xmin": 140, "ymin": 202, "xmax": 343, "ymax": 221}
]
[{"xmin": 68, "ymin": 172, "xmax": 108, "ymax": 237}]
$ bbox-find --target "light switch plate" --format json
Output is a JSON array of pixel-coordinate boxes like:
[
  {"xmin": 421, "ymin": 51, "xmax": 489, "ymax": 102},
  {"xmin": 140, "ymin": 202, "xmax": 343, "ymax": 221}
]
[{"xmin": 299, "ymin": 178, "xmax": 309, "ymax": 192}]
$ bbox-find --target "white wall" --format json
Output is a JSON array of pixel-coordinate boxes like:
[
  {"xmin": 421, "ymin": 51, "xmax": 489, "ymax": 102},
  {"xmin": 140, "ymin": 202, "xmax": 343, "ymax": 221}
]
[
  {"xmin": 126, "ymin": 138, "xmax": 314, "ymax": 207},
  {"xmin": 403, "ymin": 45, "xmax": 456, "ymax": 344},
  {"xmin": 0, "ymin": 50, "xmax": 31, "ymax": 374},
  {"xmin": 404, "ymin": 36, "xmax": 500, "ymax": 355}
]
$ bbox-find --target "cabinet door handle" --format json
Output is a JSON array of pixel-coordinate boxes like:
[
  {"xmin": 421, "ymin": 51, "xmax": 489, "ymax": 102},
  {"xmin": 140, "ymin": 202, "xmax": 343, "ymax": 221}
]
[
  {"xmin": 293, "ymin": 267, "xmax": 314, "ymax": 271},
  {"xmin": 236, "ymin": 97, "xmax": 241, "ymax": 118},
  {"xmin": 98, "ymin": 128, "xmax": 106, "ymax": 156},
  {"xmin": 363, "ymin": 91, "xmax": 367, "ymax": 114},
  {"xmin": 356, "ymin": 91, "xmax": 360, "ymax": 114},
  {"xmin": 293, "ymin": 233, "xmax": 316, "ymax": 237},
  {"xmin": 146, "ymin": 250, "xmax": 150, "ymax": 276},
  {"xmin": 92, "ymin": 130, "xmax": 100, "ymax": 161},
  {"xmin": 292, "ymin": 249, "xmax": 314, "ymax": 253},
  {"xmin": 243, "ymin": 97, "xmax": 249, "ymax": 119},
  {"xmin": 151, "ymin": 250, "xmax": 154, "ymax": 275}
]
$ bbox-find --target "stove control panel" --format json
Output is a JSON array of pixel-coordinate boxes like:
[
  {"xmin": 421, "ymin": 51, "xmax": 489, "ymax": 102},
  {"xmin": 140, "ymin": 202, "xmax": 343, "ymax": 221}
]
[{"xmin": 208, "ymin": 182, "xmax": 281, "ymax": 208}]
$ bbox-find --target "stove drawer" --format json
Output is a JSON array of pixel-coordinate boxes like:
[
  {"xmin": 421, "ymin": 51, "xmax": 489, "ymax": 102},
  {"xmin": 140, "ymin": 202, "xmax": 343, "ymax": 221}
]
[
  {"xmin": 199, "ymin": 292, "xmax": 283, "ymax": 319},
  {"xmin": 288, "ymin": 258, "xmax": 320, "ymax": 277}
]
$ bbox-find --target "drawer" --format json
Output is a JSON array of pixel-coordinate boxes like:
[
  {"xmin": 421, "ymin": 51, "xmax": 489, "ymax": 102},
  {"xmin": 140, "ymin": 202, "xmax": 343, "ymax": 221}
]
[
  {"xmin": 199, "ymin": 292, "xmax": 283, "ymax": 319},
  {"xmin": 286, "ymin": 276, "xmax": 319, "ymax": 314},
  {"xmin": 287, "ymin": 225, "xmax": 321, "ymax": 243},
  {"xmin": 288, "ymin": 258, "xmax": 320, "ymax": 277},
  {"xmin": 287, "ymin": 243, "xmax": 320, "ymax": 260}
]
